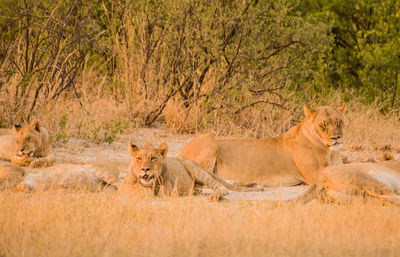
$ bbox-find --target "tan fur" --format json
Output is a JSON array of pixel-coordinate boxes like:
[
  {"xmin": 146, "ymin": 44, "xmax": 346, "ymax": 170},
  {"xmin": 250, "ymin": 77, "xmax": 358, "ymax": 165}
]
[
  {"xmin": 0, "ymin": 162, "xmax": 120, "ymax": 192},
  {"xmin": 295, "ymin": 161, "xmax": 400, "ymax": 205},
  {"xmin": 0, "ymin": 120, "xmax": 55, "ymax": 167},
  {"xmin": 119, "ymin": 142, "xmax": 263, "ymax": 198},
  {"xmin": 0, "ymin": 161, "xmax": 25, "ymax": 189},
  {"xmin": 179, "ymin": 104, "xmax": 346, "ymax": 186}
]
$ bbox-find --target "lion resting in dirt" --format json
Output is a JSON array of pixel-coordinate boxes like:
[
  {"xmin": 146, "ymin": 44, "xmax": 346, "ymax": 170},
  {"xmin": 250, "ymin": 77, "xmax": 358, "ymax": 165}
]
[
  {"xmin": 119, "ymin": 142, "xmax": 263, "ymax": 198},
  {"xmin": 179, "ymin": 104, "xmax": 345, "ymax": 187},
  {"xmin": 0, "ymin": 120, "xmax": 55, "ymax": 167},
  {"xmin": 0, "ymin": 160, "xmax": 120, "ymax": 191},
  {"xmin": 291, "ymin": 160, "xmax": 400, "ymax": 205}
]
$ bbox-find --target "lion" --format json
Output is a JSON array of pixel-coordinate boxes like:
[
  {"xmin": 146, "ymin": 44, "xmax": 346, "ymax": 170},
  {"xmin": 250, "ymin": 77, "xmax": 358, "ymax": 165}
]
[
  {"xmin": 0, "ymin": 160, "xmax": 121, "ymax": 191},
  {"xmin": 179, "ymin": 104, "xmax": 345, "ymax": 187},
  {"xmin": 291, "ymin": 160, "xmax": 400, "ymax": 205},
  {"xmin": 119, "ymin": 141, "xmax": 263, "ymax": 198},
  {"xmin": 0, "ymin": 120, "xmax": 55, "ymax": 167}
]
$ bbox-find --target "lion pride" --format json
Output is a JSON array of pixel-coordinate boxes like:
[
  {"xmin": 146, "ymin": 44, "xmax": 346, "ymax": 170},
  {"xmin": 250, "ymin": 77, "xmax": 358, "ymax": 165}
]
[{"xmin": 179, "ymin": 104, "xmax": 345, "ymax": 187}]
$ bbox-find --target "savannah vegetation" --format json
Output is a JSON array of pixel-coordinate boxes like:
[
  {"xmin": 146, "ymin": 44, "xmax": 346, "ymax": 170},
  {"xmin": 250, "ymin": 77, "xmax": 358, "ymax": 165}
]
[
  {"xmin": 1, "ymin": 1, "xmax": 400, "ymax": 256},
  {"xmin": 1, "ymin": 0, "xmax": 400, "ymax": 143}
]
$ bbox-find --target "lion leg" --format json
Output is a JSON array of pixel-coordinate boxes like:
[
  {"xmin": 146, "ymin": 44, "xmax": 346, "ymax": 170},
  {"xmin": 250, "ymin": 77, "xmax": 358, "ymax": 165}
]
[
  {"xmin": 159, "ymin": 181, "xmax": 173, "ymax": 196},
  {"xmin": 329, "ymin": 149, "xmax": 343, "ymax": 165},
  {"xmin": 325, "ymin": 189, "xmax": 400, "ymax": 206},
  {"xmin": 29, "ymin": 154, "xmax": 56, "ymax": 168},
  {"xmin": 324, "ymin": 189, "xmax": 355, "ymax": 203},
  {"xmin": 178, "ymin": 157, "xmax": 228, "ymax": 197},
  {"xmin": 0, "ymin": 163, "xmax": 25, "ymax": 189},
  {"xmin": 86, "ymin": 163, "xmax": 120, "ymax": 189},
  {"xmin": 118, "ymin": 172, "xmax": 139, "ymax": 194}
]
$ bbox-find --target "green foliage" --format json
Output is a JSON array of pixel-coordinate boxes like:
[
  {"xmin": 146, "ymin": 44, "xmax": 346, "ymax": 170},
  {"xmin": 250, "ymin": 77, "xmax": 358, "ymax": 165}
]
[
  {"xmin": 89, "ymin": 119, "xmax": 129, "ymax": 144},
  {"xmin": 56, "ymin": 113, "xmax": 69, "ymax": 143},
  {"xmin": 299, "ymin": 0, "xmax": 400, "ymax": 109},
  {"xmin": 103, "ymin": 119, "xmax": 130, "ymax": 144}
]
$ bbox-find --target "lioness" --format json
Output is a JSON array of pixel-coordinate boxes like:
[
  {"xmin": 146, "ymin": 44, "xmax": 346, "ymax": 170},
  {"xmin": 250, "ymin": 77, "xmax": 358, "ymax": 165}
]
[
  {"xmin": 179, "ymin": 104, "xmax": 345, "ymax": 187},
  {"xmin": 119, "ymin": 142, "xmax": 263, "ymax": 198},
  {"xmin": 0, "ymin": 160, "xmax": 120, "ymax": 191},
  {"xmin": 0, "ymin": 120, "xmax": 55, "ymax": 167},
  {"xmin": 295, "ymin": 160, "xmax": 400, "ymax": 205}
]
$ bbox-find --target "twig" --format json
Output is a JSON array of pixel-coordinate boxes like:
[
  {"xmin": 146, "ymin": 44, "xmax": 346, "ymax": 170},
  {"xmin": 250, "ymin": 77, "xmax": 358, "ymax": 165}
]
[{"xmin": 234, "ymin": 100, "xmax": 286, "ymax": 114}]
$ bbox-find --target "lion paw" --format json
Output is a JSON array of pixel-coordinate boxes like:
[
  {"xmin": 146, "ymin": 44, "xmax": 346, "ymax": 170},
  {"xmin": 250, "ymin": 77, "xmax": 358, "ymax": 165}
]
[
  {"xmin": 16, "ymin": 183, "xmax": 32, "ymax": 192},
  {"xmin": 214, "ymin": 187, "xmax": 228, "ymax": 197},
  {"xmin": 226, "ymin": 180, "xmax": 238, "ymax": 186},
  {"xmin": 11, "ymin": 155, "xmax": 32, "ymax": 167},
  {"xmin": 255, "ymin": 186, "xmax": 264, "ymax": 192},
  {"xmin": 29, "ymin": 158, "xmax": 52, "ymax": 168}
]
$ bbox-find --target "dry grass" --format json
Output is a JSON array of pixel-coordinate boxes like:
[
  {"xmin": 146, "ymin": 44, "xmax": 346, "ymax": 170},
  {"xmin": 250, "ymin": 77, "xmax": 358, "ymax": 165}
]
[
  {"xmin": 0, "ymin": 191, "xmax": 399, "ymax": 257},
  {"xmin": 343, "ymin": 101, "xmax": 400, "ymax": 150},
  {"xmin": 22, "ymin": 91, "xmax": 400, "ymax": 150}
]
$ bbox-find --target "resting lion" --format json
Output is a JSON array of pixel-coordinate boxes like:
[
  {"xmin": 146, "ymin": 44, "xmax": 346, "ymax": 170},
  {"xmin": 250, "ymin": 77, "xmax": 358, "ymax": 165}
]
[
  {"xmin": 0, "ymin": 160, "xmax": 120, "ymax": 191},
  {"xmin": 119, "ymin": 142, "xmax": 263, "ymax": 198},
  {"xmin": 293, "ymin": 160, "xmax": 400, "ymax": 205},
  {"xmin": 0, "ymin": 120, "xmax": 55, "ymax": 167},
  {"xmin": 179, "ymin": 104, "xmax": 345, "ymax": 187}
]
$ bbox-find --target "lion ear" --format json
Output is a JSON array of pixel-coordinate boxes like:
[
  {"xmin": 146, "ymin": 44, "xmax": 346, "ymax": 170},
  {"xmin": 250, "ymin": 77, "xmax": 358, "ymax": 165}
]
[
  {"xmin": 29, "ymin": 120, "xmax": 40, "ymax": 132},
  {"xmin": 13, "ymin": 124, "xmax": 22, "ymax": 132},
  {"xmin": 303, "ymin": 105, "xmax": 314, "ymax": 118},
  {"xmin": 158, "ymin": 142, "xmax": 168, "ymax": 158},
  {"xmin": 128, "ymin": 141, "xmax": 139, "ymax": 156},
  {"xmin": 337, "ymin": 103, "xmax": 346, "ymax": 114}
]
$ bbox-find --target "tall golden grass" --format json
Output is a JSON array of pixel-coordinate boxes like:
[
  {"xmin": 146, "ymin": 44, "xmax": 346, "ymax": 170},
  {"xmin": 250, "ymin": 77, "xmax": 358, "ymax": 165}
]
[
  {"xmin": 16, "ymin": 92, "xmax": 400, "ymax": 152},
  {"xmin": 0, "ymin": 191, "xmax": 399, "ymax": 257}
]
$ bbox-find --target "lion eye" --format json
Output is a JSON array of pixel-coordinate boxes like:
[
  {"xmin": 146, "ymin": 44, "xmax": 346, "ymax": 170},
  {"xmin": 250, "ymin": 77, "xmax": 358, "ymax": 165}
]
[
  {"xmin": 320, "ymin": 123, "xmax": 327, "ymax": 130},
  {"xmin": 26, "ymin": 136, "xmax": 31, "ymax": 140},
  {"xmin": 136, "ymin": 157, "xmax": 142, "ymax": 162},
  {"xmin": 151, "ymin": 157, "xmax": 157, "ymax": 161},
  {"xmin": 337, "ymin": 120, "xmax": 342, "ymax": 126}
]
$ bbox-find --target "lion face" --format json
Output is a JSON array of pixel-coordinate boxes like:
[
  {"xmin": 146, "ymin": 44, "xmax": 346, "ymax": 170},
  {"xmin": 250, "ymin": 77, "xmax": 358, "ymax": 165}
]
[
  {"xmin": 304, "ymin": 104, "xmax": 345, "ymax": 150},
  {"xmin": 128, "ymin": 141, "xmax": 168, "ymax": 187},
  {"xmin": 13, "ymin": 120, "xmax": 42, "ymax": 158}
]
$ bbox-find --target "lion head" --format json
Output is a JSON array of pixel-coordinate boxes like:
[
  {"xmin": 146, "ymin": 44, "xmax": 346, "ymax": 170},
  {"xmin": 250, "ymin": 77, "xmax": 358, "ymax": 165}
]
[
  {"xmin": 303, "ymin": 104, "xmax": 345, "ymax": 150},
  {"xmin": 13, "ymin": 120, "xmax": 43, "ymax": 158},
  {"xmin": 128, "ymin": 141, "xmax": 168, "ymax": 187}
]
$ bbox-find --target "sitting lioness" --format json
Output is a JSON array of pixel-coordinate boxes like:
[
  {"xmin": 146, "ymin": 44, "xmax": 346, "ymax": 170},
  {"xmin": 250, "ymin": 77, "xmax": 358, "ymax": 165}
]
[
  {"xmin": 0, "ymin": 120, "xmax": 55, "ymax": 167},
  {"xmin": 119, "ymin": 142, "xmax": 263, "ymax": 198},
  {"xmin": 179, "ymin": 104, "xmax": 345, "ymax": 187}
]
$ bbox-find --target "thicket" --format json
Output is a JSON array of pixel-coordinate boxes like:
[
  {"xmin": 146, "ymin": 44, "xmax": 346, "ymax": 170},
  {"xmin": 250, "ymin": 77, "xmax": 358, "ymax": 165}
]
[{"xmin": 0, "ymin": 0, "xmax": 399, "ymax": 140}]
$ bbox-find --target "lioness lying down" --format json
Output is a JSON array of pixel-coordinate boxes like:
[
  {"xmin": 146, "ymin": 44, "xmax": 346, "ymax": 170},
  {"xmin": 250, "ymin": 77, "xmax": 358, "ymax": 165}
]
[
  {"xmin": 295, "ymin": 160, "xmax": 400, "ymax": 205},
  {"xmin": 119, "ymin": 142, "xmax": 263, "ymax": 198},
  {"xmin": 179, "ymin": 104, "xmax": 345, "ymax": 187},
  {"xmin": 0, "ymin": 120, "xmax": 55, "ymax": 167},
  {"xmin": 0, "ymin": 161, "xmax": 120, "ymax": 191}
]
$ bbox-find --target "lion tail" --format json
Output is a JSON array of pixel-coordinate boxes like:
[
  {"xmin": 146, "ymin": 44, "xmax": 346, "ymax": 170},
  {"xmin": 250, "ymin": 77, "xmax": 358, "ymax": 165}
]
[
  {"xmin": 208, "ymin": 172, "xmax": 264, "ymax": 192},
  {"xmin": 281, "ymin": 184, "xmax": 318, "ymax": 204}
]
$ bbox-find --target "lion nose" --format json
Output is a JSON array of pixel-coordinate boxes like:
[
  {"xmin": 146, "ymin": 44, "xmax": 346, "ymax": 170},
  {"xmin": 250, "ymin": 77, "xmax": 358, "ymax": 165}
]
[
  {"xmin": 142, "ymin": 167, "xmax": 150, "ymax": 173},
  {"xmin": 331, "ymin": 136, "xmax": 341, "ymax": 140}
]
